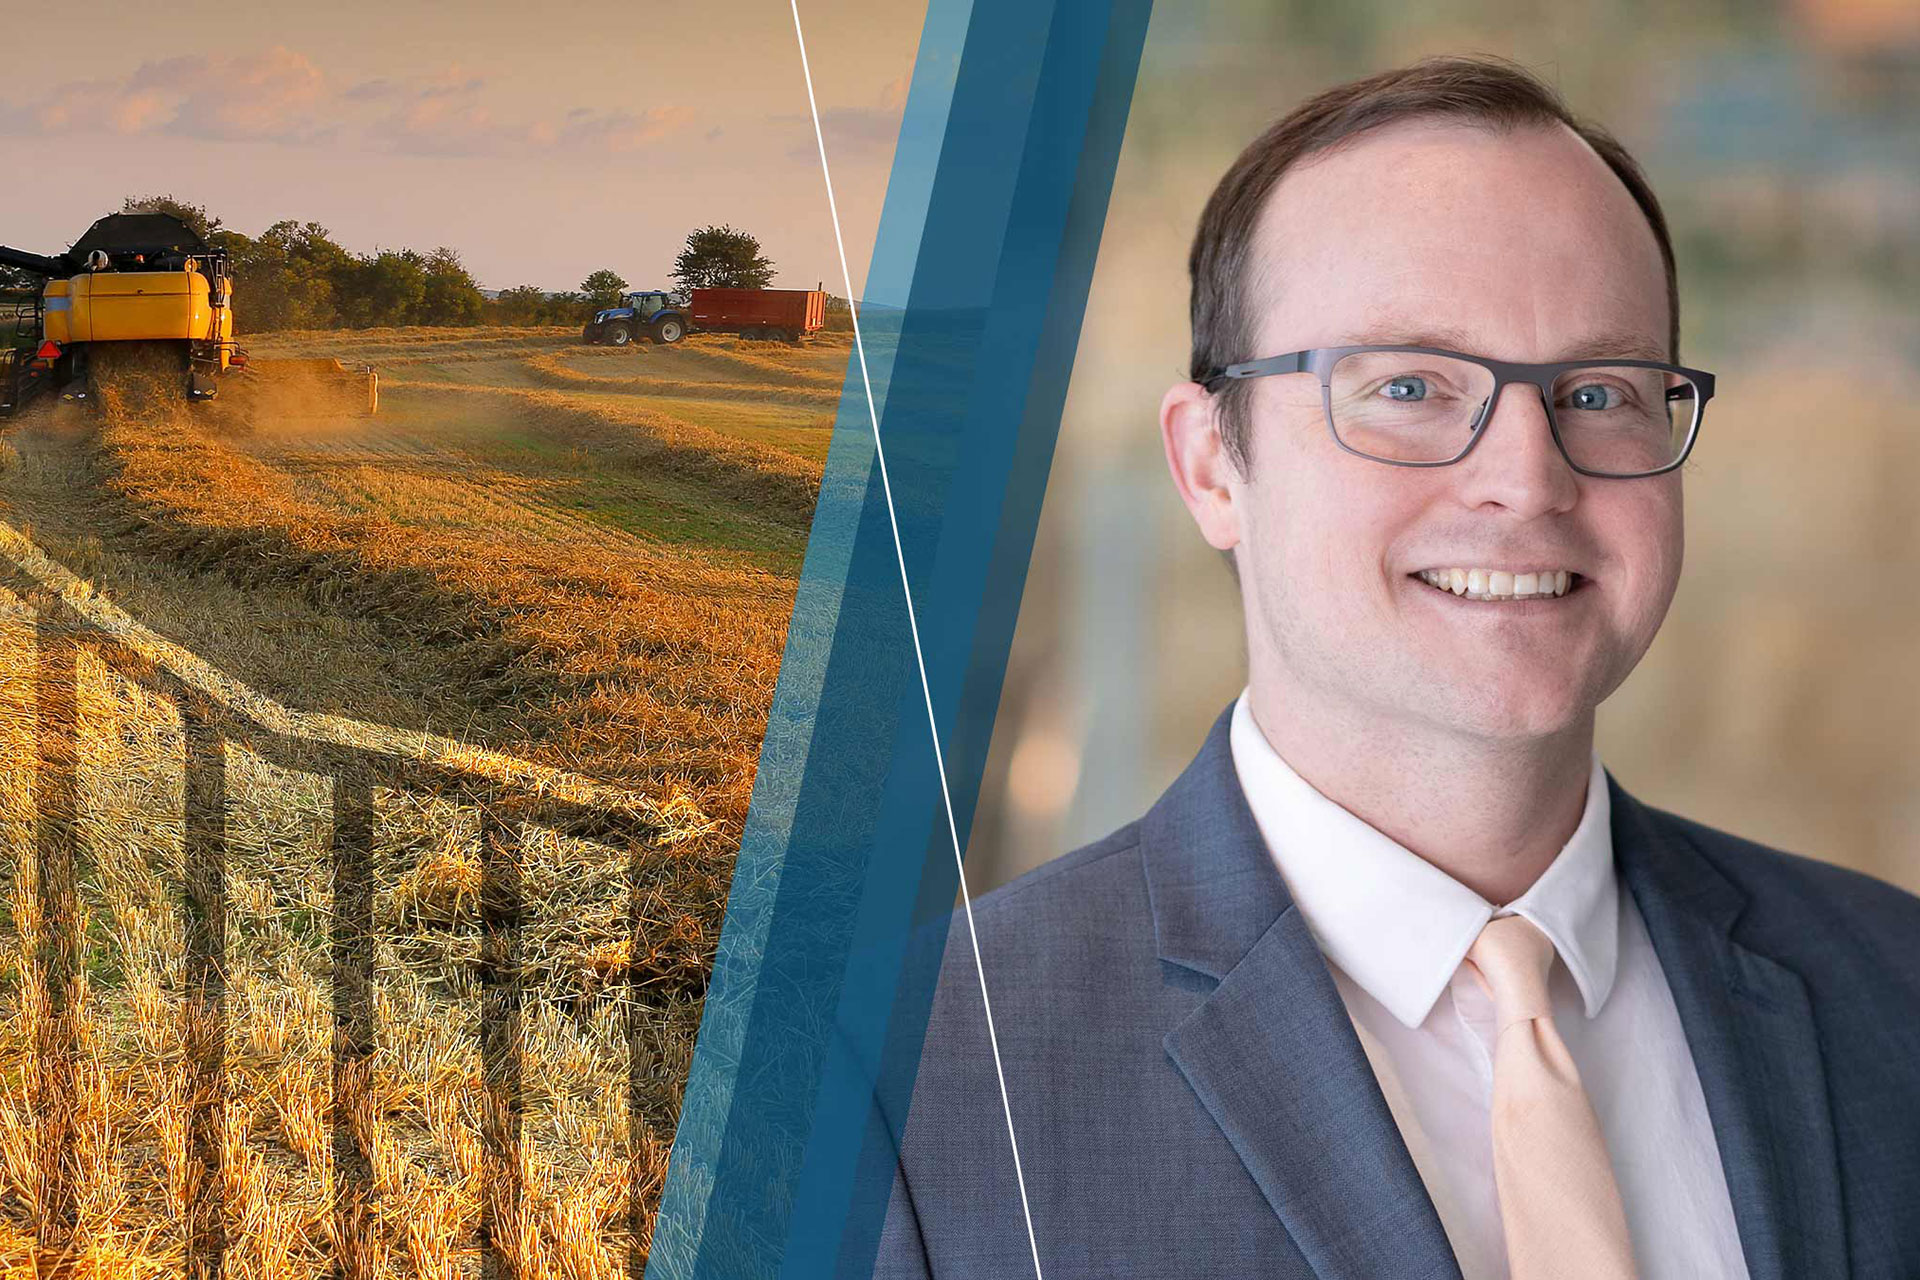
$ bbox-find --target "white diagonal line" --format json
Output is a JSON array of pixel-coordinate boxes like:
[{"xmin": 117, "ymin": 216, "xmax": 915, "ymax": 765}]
[{"xmin": 788, "ymin": 6, "xmax": 1046, "ymax": 1277}]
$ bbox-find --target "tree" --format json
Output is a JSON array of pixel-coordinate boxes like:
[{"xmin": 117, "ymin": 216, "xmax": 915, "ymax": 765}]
[
  {"xmin": 228, "ymin": 220, "xmax": 354, "ymax": 333},
  {"xmin": 580, "ymin": 270, "xmax": 628, "ymax": 309},
  {"xmin": 340, "ymin": 250, "xmax": 429, "ymax": 328},
  {"xmin": 544, "ymin": 292, "xmax": 593, "ymax": 324},
  {"xmin": 672, "ymin": 226, "xmax": 774, "ymax": 291},
  {"xmin": 492, "ymin": 284, "xmax": 551, "ymax": 325},
  {"xmin": 419, "ymin": 247, "xmax": 486, "ymax": 325},
  {"xmin": 119, "ymin": 194, "xmax": 222, "ymax": 241}
]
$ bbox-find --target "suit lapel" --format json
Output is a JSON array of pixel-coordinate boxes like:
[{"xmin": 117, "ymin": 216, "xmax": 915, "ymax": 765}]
[
  {"xmin": 1610, "ymin": 776, "xmax": 1846, "ymax": 1280},
  {"xmin": 1147, "ymin": 709, "xmax": 1461, "ymax": 1280}
]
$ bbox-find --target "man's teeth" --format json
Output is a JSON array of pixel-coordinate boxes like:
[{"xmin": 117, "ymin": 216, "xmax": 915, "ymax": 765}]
[{"xmin": 1414, "ymin": 568, "xmax": 1575, "ymax": 600}]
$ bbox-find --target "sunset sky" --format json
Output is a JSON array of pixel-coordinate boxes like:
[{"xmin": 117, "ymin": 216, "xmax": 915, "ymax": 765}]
[{"xmin": 0, "ymin": 0, "xmax": 928, "ymax": 297}]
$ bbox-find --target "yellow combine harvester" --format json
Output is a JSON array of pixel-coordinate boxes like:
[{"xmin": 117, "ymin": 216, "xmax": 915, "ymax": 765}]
[{"xmin": 0, "ymin": 212, "xmax": 375, "ymax": 417}]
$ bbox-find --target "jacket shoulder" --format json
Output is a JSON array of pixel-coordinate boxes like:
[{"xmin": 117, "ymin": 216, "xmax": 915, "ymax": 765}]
[
  {"xmin": 979, "ymin": 819, "xmax": 1143, "ymax": 902},
  {"xmin": 964, "ymin": 819, "xmax": 1148, "ymax": 942},
  {"xmin": 1651, "ymin": 803, "xmax": 1920, "ymax": 974},
  {"xmin": 914, "ymin": 820, "xmax": 1161, "ymax": 1010}
]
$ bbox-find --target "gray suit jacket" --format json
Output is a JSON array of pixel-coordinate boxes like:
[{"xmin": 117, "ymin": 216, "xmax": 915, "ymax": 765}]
[{"xmin": 873, "ymin": 706, "xmax": 1920, "ymax": 1278}]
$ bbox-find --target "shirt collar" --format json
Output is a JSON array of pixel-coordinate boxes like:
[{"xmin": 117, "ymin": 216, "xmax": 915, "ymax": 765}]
[{"xmin": 1227, "ymin": 691, "xmax": 1619, "ymax": 1030}]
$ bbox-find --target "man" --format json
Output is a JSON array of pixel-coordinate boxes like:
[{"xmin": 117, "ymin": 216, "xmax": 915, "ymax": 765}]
[{"xmin": 872, "ymin": 56, "xmax": 1920, "ymax": 1280}]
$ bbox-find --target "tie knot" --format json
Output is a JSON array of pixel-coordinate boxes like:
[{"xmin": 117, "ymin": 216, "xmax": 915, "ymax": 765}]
[{"xmin": 1467, "ymin": 915, "xmax": 1557, "ymax": 1031}]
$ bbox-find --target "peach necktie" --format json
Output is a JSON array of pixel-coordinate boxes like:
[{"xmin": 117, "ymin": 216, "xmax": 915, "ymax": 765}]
[{"xmin": 1466, "ymin": 915, "xmax": 1639, "ymax": 1280}]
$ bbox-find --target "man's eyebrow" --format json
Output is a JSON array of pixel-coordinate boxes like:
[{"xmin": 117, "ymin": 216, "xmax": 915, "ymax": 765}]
[{"xmin": 1342, "ymin": 322, "xmax": 1671, "ymax": 363}]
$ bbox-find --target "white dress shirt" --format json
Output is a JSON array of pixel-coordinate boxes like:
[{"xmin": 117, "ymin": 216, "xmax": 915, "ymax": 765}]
[{"xmin": 1227, "ymin": 693, "xmax": 1751, "ymax": 1280}]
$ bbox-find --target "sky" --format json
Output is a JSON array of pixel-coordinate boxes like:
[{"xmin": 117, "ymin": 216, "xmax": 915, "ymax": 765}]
[{"xmin": 0, "ymin": 0, "xmax": 929, "ymax": 297}]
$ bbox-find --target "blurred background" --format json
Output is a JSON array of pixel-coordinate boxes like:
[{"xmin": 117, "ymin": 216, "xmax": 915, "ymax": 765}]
[{"xmin": 964, "ymin": 0, "xmax": 1920, "ymax": 894}]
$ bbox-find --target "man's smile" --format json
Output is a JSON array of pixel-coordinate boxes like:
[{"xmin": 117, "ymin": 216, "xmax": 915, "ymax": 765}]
[{"xmin": 1408, "ymin": 567, "xmax": 1587, "ymax": 602}]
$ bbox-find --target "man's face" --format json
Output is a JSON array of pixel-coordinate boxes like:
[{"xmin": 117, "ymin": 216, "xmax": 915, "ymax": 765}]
[{"xmin": 1183, "ymin": 119, "xmax": 1683, "ymax": 744}]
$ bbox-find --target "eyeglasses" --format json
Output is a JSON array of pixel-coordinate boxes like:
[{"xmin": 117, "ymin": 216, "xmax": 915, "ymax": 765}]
[{"xmin": 1200, "ymin": 345, "xmax": 1715, "ymax": 479}]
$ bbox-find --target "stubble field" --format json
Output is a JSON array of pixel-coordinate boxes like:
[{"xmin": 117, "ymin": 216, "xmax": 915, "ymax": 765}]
[{"xmin": 0, "ymin": 326, "xmax": 848, "ymax": 1276}]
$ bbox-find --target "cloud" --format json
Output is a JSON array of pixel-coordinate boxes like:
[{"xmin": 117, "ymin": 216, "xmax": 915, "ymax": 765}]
[
  {"xmin": 342, "ymin": 78, "xmax": 399, "ymax": 102},
  {"xmin": 371, "ymin": 88, "xmax": 694, "ymax": 158},
  {"xmin": 365, "ymin": 73, "xmax": 500, "ymax": 156},
  {"xmin": 781, "ymin": 74, "xmax": 908, "ymax": 161},
  {"xmin": 0, "ymin": 45, "xmax": 692, "ymax": 159},
  {"xmin": 815, "ymin": 103, "xmax": 907, "ymax": 150},
  {"xmin": 2, "ymin": 47, "xmax": 332, "ymax": 143},
  {"xmin": 166, "ymin": 47, "xmax": 331, "ymax": 143},
  {"xmin": 543, "ymin": 105, "xmax": 696, "ymax": 152}
]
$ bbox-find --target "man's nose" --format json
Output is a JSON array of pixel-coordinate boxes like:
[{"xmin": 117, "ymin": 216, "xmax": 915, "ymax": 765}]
[{"xmin": 1450, "ymin": 380, "xmax": 1580, "ymax": 517}]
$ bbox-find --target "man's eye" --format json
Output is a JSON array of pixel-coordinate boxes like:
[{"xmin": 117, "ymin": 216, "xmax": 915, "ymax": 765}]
[
  {"xmin": 1380, "ymin": 375, "xmax": 1429, "ymax": 402},
  {"xmin": 1565, "ymin": 382, "xmax": 1624, "ymax": 411}
]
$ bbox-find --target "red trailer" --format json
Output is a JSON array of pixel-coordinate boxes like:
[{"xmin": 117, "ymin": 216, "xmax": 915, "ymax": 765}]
[{"xmin": 688, "ymin": 287, "xmax": 827, "ymax": 343}]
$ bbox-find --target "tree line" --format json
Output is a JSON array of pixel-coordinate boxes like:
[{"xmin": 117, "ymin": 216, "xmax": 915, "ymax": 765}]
[{"xmin": 1, "ymin": 195, "xmax": 794, "ymax": 335}]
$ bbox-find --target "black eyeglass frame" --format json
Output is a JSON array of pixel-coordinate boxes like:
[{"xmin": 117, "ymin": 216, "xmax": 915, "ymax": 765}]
[{"xmin": 1199, "ymin": 344, "xmax": 1716, "ymax": 479}]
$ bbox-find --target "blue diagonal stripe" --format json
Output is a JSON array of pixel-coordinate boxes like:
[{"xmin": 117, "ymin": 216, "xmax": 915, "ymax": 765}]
[{"xmin": 647, "ymin": 2, "xmax": 1154, "ymax": 1276}]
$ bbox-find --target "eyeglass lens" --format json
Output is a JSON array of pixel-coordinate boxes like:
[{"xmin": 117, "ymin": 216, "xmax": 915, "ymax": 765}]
[{"xmin": 1327, "ymin": 351, "xmax": 1699, "ymax": 475}]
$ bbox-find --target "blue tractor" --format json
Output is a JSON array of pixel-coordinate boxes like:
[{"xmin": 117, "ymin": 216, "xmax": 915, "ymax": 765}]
[{"xmin": 581, "ymin": 290, "xmax": 689, "ymax": 346}]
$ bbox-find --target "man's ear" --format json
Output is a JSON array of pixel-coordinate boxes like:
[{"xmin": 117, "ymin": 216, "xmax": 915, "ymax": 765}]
[{"xmin": 1161, "ymin": 380, "xmax": 1242, "ymax": 552}]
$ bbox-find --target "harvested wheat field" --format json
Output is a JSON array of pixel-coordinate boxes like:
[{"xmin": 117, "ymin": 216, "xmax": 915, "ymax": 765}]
[{"xmin": 0, "ymin": 327, "xmax": 851, "ymax": 1275}]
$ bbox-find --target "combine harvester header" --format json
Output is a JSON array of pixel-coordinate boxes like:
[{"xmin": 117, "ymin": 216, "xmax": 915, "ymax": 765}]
[{"xmin": 0, "ymin": 212, "xmax": 376, "ymax": 417}]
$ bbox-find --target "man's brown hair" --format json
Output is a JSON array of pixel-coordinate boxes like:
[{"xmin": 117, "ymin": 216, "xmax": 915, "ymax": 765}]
[{"xmin": 1188, "ymin": 55, "xmax": 1680, "ymax": 473}]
